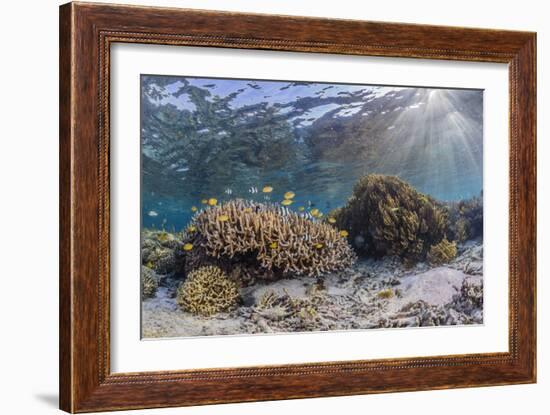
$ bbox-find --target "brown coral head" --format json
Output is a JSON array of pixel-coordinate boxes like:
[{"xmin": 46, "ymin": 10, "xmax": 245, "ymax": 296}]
[
  {"xmin": 176, "ymin": 265, "xmax": 240, "ymax": 316},
  {"xmin": 184, "ymin": 199, "xmax": 356, "ymax": 278},
  {"xmin": 332, "ymin": 174, "xmax": 449, "ymax": 262}
]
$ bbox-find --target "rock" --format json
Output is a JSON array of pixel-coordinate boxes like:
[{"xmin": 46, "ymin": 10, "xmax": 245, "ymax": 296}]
[{"xmin": 396, "ymin": 267, "xmax": 476, "ymax": 307}]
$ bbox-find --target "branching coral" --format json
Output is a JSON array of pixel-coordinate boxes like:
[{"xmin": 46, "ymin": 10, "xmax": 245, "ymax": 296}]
[
  {"xmin": 427, "ymin": 238, "xmax": 457, "ymax": 265},
  {"xmin": 332, "ymin": 174, "xmax": 449, "ymax": 262},
  {"xmin": 182, "ymin": 199, "xmax": 356, "ymax": 280},
  {"xmin": 176, "ymin": 266, "xmax": 240, "ymax": 316},
  {"xmin": 141, "ymin": 266, "xmax": 159, "ymax": 299},
  {"xmin": 448, "ymin": 193, "xmax": 483, "ymax": 242}
]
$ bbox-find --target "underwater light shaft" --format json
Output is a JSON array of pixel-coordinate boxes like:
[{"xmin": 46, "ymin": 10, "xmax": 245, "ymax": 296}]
[{"xmin": 141, "ymin": 76, "xmax": 482, "ymax": 229}]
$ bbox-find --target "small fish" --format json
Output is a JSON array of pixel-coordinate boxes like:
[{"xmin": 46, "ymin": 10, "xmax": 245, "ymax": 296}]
[
  {"xmin": 390, "ymin": 207, "xmax": 400, "ymax": 212},
  {"xmin": 328, "ymin": 217, "xmax": 337, "ymax": 224},
  {"xmin": 314, "ymin": 243, "xmax": 324, "ymax": 249},
  {"xmin": 217, "ymin": 214, "xmax": 229, "ymax": 222},
  {"xmin": 182, "ymin": 243, "xmax": 193, "ymax": 251},
  {"xmin": 148, "ymin": 210, "xmax": 158, "ymax": 217},
  {"xmin": 248, "ymin": 187, "xmax": 258, "ymax": 194},
  {"xmin": 208, "ymin": 198, "xmax": 217, "ymax": 206},
  {"xmin": 298, "ymin": 206, "xmax": 305, "ymax": 212},
  {"xmin": 269, "ymin": 242, "xmax": 278, "ymax": 249},
  {"xmin": 262, "ymin": 186, "xmax": 273, "ymax": 193},
  {"xmin": 281, "ymin": 199, "xmax": 293, "ymax": 206},
  {"xmin": 310, "ymin": 208, "xmax": 320, "ymax": 216},
  {"xmin": 224, "ymin": 188, "xmax": 233, "ymax": 195},
  {"xmin": 283, "ymin": 191, "xmax": 295, "ymax": 200},
  {"xmin": 201, "ymin": 199, "xmax": 208, "ymax": 204},
  {"xmin": 317, "ymin": 212, "xmax": 324, "ymax": 218},
  {"xmin": 339, "ymin": 230, "xmax": 349, "ymax": 238},
  {"xmin": 187, "ymin": 225, "xmax": 196, "ymax": 232},
  {"xmin": 191, "ymin": 206, "xmax": 198, "ymax": 212}
]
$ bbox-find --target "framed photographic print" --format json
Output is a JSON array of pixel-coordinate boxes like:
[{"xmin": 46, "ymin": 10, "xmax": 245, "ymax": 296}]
[{"xmin": 59, "ymin": 2, "xmax": 536, "ymax": 412}]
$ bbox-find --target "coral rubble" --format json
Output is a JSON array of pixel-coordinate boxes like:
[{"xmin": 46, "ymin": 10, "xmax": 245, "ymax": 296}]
[
  {"xmin": 182, "ymin": 199, "xmax": 356, "ymax": 282},
  {"xmin": 332, "ymin": 174, "xmax": 449, "ymax": 263},
  {"xmin": 176, "ymin": 265, "xmax": 240, "ymax": 316}
]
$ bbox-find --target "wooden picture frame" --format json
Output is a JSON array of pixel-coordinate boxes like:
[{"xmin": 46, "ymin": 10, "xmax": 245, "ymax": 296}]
[{"xmin": 59, "ymin": 2, "xmax": 536, "ymax": 412}]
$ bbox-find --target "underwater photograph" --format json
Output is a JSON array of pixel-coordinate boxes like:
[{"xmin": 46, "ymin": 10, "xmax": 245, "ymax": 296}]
[{"xmin": 140, "ymin": 74, "xmax": 484, "ymax": 339}]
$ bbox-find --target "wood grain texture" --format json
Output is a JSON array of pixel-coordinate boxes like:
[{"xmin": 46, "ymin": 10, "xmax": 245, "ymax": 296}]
[{"xmin": 59, "ymin": 2, "xmax": 537, "ymax": 412}]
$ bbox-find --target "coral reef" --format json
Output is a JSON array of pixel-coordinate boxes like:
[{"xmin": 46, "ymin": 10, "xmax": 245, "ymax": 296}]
[
  {"xmin": 182, "ymin": 199, "xmax": 356, "ymax": 281},
  {"xmin": 427, "ymin": 238, "xmax": 457, "ymax": 265},
  {"xmin": 448, "ymin": 193, "xmax": 483, "ymax": 242},
  {"xmin": 141, "ymin": 229, "xmax": 185, "ymax": 275},
  {"xmin": 176, "ymin": 266, "xmax": 240, "ymax": 316},
  {"xmin": 332, "ymin": 174, "xmax": 449, "ymax": 262},
  {"xmin": 141, "ymin": 266, "xmax": 159, "ymax": 299}
]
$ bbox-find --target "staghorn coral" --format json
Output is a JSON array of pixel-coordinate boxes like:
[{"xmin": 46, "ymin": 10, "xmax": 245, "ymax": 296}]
[
  {"xmin": 427, "ymin": 238, "xmax": 457, "ymax": 265},
  {"xmin": 332, "ymin": 174, "xmax": 449, "ymax": 263},
  {"xmin": 182, "ymin": 199, "xmax": 356, "ymax": 280},
  {"xmin": 176, "ymin": 266, "xmax": 240, "ymax": 316},
  {"xmin": 141, "ymin": 266, "xmax": 159, "ymax": 299}
]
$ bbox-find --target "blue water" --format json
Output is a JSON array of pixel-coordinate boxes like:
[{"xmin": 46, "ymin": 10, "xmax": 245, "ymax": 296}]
[{"xmin": 141, "ymin": 75, "xmax": 483, "ymax": 231}]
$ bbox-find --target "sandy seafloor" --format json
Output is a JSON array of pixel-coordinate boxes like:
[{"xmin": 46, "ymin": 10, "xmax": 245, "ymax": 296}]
[{"xmin": 141, "ymin": 239, "xmax": 483, "ymax": 338}]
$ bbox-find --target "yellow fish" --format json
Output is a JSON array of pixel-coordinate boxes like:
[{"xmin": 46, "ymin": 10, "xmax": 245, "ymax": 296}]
[
  {"xmin": 314, "ymin": 243, "xmax": 324, "ymax": 249},
  {"xmin": 208, "ymin": 198, "xmax": 217, "ymax": 206},
  {"xmin": 317, "ymin": 212, "xmax": 324, "ymax": 218},
  {"xmin": 183, "ymin": 243, "xmax": 193, "ymax": 251},
  {"xmin": 201, "ymin": 199, "xmax": 208, "ymax": 204},
  {"xmin": 191, "ymin": 206, "xmax": 198, "ymax": 212},
  {"xmin": 262, "ymin": 186, "xmax": 273, "ymax": 193},
  {"xmin": 339, "ymin": 230, "xmax": 349, "ymax": 238},
  {"xmin": 298, "ymin": 206, "xmax": 305, "ymax": 212},
  {"xmin": 328, "ymin": 217, "xmax": 336, "ymax": 224},
  {"xmin": 269, "ymin": 242, "xmax": 278, "ymax": 249},
  {"xmin": 187, "ymin": 225, "xmax": 196, "ymax": 232},
  {"xmin": 217, "ymin": 214, "xmax": 229, "ymax": 222},
  {"xmin": 283, "ymin": 191, "xmax": 295, "ymax": 200},
  {"xmin": 281, "ymin": 199, "xmax": 293, "ymax": 206},
  {"xmin": 310, "ymin": 208, "xmax": 320, "ymax": 216},
  {"xmin": 145, "ymin": 261, "xmax": 154, "ymax": 268}
]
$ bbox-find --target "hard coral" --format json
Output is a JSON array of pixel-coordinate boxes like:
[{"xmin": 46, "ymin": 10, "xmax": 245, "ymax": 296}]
[
  {"xmin": 448, "ymin": 193, "xmax": 483, "ymax": 242},
  {"xmin": 332, "ymin": 174, "xmax": 449, "ymax": 263},
  {"xmin": 176, "ymin": 266, "xmax": 240, "ymax": 316},
  {"xmin": 427, "ymin": 238, "xmax": 457, "ymax": 265},
  {"xmin": 141, "ymin": 266, "xmax": 159, "ymax": 299},
  {"xmin": 183, "ymin": 199, "xmax": 356, "ymax": 280}
]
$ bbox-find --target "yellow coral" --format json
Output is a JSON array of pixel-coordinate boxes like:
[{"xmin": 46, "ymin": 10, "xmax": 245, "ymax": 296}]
[
  {"xmin": 176, "ymin": 266, "xmax": 239, "ymax": 316},
  {"xmin": 184, "ymin": 199, "xmax": 356, "ymax": 278},
  {"xmin": 427, "ymin": 238, "xmax": 457, "ymax": 265}
]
